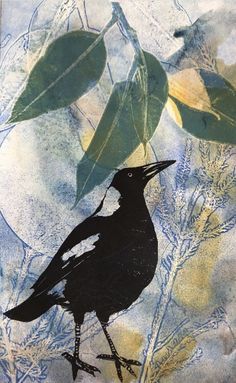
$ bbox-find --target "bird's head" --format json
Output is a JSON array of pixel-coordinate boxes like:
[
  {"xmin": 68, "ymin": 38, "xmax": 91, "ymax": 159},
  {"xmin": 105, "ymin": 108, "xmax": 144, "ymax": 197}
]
[{"xmin": 110, "ymin": 160, "xmax": 176, "ymax": 196}]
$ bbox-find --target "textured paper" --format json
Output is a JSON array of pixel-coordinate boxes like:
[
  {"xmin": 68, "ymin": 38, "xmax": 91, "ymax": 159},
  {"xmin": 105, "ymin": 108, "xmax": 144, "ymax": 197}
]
[{"xmin": 0, "ymin": 1, "xmax": 235, "ymax": 383}]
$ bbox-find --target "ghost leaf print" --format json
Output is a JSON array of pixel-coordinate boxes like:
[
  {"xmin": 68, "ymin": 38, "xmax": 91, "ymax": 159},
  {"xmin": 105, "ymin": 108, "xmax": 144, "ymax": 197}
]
[
  {"xmin": 169, "ymin": 70, "xmax": 236, "ymax": 144},
  {"xmin": 75, "ymin": 51, "xmax": 168, "ymax": 204},
  {"xmin": 9, "ymin": 30, "xmax": 107, "ymax": 123}
]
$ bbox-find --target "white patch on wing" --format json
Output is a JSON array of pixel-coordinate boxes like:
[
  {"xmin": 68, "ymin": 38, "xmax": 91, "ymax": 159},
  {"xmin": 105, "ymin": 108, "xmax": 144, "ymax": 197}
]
[
  {"xmin": 50, "ymin": 279, "xmax": 66, "ymax": 296},
  {"xmin": 62, "ymin": 234, "xmax": 100, "ymax": 262},
  {"xmin": 96, "ymin": 187, "xmax": 121, "ymax": 217}
]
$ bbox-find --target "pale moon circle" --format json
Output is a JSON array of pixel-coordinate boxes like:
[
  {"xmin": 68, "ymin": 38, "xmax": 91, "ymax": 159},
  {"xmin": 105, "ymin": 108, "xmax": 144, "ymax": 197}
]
[{"xmin": 0, "ymin": 109, "xmax": 104, "ymax": 256}]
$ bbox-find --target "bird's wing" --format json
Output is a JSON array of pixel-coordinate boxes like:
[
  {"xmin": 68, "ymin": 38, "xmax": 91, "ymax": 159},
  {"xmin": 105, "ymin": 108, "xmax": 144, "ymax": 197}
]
[{"xmin": 32, "ymin": 216, "xmax": 105, "ymax": 296}]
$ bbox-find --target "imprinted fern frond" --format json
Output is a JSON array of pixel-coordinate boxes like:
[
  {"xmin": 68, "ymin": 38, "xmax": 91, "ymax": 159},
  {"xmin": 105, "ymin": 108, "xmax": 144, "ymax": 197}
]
[
  {"xmin": 217, "ymin": 169, "xmax": 236, "ymax": 193},
  {"xmin": 180, "ymin": 347, "xmax": 203, "ymax": 370},
  {"xmin": 175, "ymin": 138, "xmax": 192, "ymax": 191},
  {"xmin": 178, "ymin": 240, "xmax": 201, "ymax": 267},
  {"xmin": 216, "ymin": 144, "xmax": 234, "ymax": 164},
  {"xmin": 21, "ymin": 308, "xmax": 58, "ymax": 347},
  {"xmin": 157, "ymin": 205, "xmax": 177, "ymax": 245},
  {"xmin": 149, "ymin": 306, "xmax": 226, "ymax": 382},
  {"xmin": 203, "ymin": 215, "xmax": 236, "ymax": 239},
  {"xmin": 199, "ymin": 141, "xmax": 210, "ymax": 167},
  {"xmin": 150, "ymin": 334, "xmax": 197, "ymax": 381},
  {"xmin": 156, "ymin": 186, "xmax": 178, "ymax": 244}
]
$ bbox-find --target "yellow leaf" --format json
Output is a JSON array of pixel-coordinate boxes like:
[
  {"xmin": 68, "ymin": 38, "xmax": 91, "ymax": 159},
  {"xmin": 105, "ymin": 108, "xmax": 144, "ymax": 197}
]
[
  {"xmin": 125, "ymin": 143, "xmax": 151, "ymax": 167},
  {"xmin": 165, "ymin": 97, "xmax": 183, "ymax": 128},
  {"xmin": 70, "ymin": 103, "xmax": 95, "ymax": 152},
  {"xmin": 216, "ymin": 59, "xmax": 236, "ymax": 88},
  {"xmin": 78, "ymin": 125, "xmax": 94, "ymax": 152},
  {"xmin": 168, "ymin": 68, "xmax": 214, "ymax": 114}
]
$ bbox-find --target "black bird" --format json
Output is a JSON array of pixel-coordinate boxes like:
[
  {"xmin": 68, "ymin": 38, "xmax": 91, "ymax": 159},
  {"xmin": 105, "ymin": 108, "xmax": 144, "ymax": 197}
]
[{"xmin": 5, "ymin": 160, "xmax": 175, "ymax": 382}]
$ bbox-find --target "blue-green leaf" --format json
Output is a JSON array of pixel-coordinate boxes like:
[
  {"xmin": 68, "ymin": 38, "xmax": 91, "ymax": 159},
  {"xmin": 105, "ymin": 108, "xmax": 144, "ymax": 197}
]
[
  {"xmin": 172, "ymin": 70, "xmax": 236, "ymax": 144},
  {"xmin": 75, "ymin": 51, "xmax": 168, "ymax": 204},
  {"xmin": 9, "ymin": 30, "xmax": 107, "ymax": 123}
]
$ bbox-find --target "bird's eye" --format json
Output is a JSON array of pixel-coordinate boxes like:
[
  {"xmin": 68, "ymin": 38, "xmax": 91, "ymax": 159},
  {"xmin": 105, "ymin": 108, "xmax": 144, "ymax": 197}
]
[{"xmin": 128, "ymin": 172, "xmax": 133, "ymax": 177}]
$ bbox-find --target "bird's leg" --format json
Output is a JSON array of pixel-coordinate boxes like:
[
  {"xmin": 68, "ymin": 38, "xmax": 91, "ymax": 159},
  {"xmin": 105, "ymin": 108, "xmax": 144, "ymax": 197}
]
[
  {"xmin": 74, "ymin": 322, "xmax": 81, "ymax": 360},
  {"xmin": 97, "ymin": 321, "xmax": 141, "ymax": 382},
  {"xmin": 62, "ymin": 322, "xmax": 100, "ymax": 380}
]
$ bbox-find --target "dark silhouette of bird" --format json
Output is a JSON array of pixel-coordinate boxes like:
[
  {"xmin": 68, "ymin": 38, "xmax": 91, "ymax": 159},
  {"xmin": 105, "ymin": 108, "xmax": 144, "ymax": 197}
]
[{"xmin": 5, "ymin": 160, "xmax": 175, "ymax": 382}]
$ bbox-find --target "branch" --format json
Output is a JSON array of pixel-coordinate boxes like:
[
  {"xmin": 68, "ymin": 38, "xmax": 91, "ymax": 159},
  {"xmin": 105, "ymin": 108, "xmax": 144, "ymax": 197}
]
[
  {"xmin": 177, "ymin": 239, "xmax": 201, "ymax": 267},
  {"xmin": 138, "ymin": 246, "xmax": 182, "ymax": 383},
  {"xmin": 112, "ymin": 2, "xmax": 143, "ymax": 57},
  {"xmin": 148, "ymin": 307, "xmax": 226, "ymax": 382},
  {"xmin": 155, "ymin": 318, "xmax": 190, "ymax": 352}
]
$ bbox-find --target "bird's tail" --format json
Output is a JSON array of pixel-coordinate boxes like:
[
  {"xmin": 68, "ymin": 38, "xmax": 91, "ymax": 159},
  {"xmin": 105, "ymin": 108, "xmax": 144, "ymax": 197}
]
[{"xmin": 4, "ymin": 293, "xmax": 56, "ymax": 322}]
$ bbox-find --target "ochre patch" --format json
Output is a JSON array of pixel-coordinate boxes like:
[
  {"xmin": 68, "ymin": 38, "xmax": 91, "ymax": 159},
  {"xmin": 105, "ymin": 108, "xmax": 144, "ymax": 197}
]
[
  {"xmin": 149, "ymin": 335, "xmax": 197, "ymax": 381},
  {"xmin": 95, "ymin": 325, "xmax": 143, "ymax": 382},
  {"xmin": 174, "ymin": 224, "xmax": 221, "ymax": 311}
]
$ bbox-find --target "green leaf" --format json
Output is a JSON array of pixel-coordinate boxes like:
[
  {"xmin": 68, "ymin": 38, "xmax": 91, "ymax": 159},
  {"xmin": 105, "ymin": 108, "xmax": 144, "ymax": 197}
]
[
  {"xmin": 132, "ymin": 51, "xmax": 168, "ymax": 145},
  {"xmin": 171, "ymin": 70, "xmax": 236, "ymax": 144},
  {"xmin": 75, "ymin": 51, "xmax": 168, "ymax": 204},
  {"xmin": 9, "ymin": 30, "xmax": 107, "ymax": 123}
]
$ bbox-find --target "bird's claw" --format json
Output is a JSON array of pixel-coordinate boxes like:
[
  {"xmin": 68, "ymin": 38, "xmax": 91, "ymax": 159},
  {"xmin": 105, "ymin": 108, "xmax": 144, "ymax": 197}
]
[
  {"xmin": 97, "ymin": 353, "xmax": 141, "ymax": 382},
  {"xmin": 62, "ymin": 352, "xmax": 100, "ymax": 379}
]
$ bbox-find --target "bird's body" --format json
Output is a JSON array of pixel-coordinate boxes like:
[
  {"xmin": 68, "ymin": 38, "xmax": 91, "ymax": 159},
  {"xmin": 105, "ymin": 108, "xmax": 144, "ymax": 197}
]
[
  {"xmin": 63, "ymin": 192, "xmax": 157, "ymax": 323},
  {"xmin": 5, "ymin": 160, "xmax": 175, "ymax": 382}
]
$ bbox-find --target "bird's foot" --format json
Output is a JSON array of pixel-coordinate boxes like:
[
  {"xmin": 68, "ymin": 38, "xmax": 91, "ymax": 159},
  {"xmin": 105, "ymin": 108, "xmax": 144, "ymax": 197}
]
[
  {"xmin": 97, "ymin": 352, "xmax": 141, "ymax": 382},
  {"xmin": 62, "ymin": 352, "xmax": 100, "ymax": 380}
]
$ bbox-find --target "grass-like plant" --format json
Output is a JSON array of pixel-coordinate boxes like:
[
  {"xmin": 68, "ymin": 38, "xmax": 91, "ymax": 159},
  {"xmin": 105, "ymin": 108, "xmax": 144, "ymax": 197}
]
[{"xmin": 139, "ymin": 139, "xmax": 236, "ymax": 382}]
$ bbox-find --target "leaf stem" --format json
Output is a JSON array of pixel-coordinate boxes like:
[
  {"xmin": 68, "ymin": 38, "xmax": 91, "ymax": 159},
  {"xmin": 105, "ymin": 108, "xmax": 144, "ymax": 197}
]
[
  {"xmin": 112, "ymin": 3, "xmax": 142, "ymax": 55},
  {"xmin": 112, "ymin": 3, "xmax": 149, "ymax": 145}
]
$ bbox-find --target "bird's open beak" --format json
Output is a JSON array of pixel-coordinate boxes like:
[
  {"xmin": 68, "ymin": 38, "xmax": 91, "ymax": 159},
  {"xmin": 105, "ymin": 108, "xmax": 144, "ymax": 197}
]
[{"xmin": 142, "ymin": 160, "xmax": 176, "ymax": 181}]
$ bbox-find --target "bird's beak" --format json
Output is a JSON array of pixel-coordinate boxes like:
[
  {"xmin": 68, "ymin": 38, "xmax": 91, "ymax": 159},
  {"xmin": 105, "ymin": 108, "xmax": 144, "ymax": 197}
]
[{"xmin": 142, "ymin": 160, "xmax": 176, "ymax": 181}]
